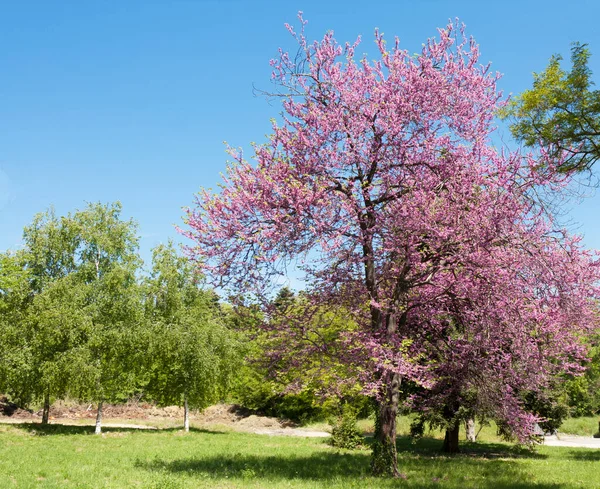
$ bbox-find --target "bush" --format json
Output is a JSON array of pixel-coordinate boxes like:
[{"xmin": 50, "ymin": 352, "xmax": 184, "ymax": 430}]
[{"xmin": 329, "ymin": 405, "xmax": 364, "ymax": 449}]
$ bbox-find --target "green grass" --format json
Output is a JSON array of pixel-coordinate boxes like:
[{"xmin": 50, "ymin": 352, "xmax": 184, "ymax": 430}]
[
  {"xmin": 1, "ymin": 421, "xmax": 600, "ymax": 488},
  {"xmin": 557, "ymin": 417, "xmax": 599, "ymax": 436}
]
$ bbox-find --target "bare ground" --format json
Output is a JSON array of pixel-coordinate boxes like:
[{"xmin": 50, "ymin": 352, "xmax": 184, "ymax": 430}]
[{"xmin": 0, "ymin": 397, "xmax": 331, "ymax": 437}]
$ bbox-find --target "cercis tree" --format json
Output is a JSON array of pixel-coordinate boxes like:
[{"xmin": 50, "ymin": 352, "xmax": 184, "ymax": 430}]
[
  {"xmin": 184, "ymin": 16, "xmax": 599, "ymax": 476},
  {"xmin": 406, "ymin": 233, "xmax": 598, "ymax": 452}
]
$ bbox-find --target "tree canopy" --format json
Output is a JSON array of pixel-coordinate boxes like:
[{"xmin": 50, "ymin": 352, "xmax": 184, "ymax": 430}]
[
  {"xmin": 184, "ymin": 17, "xmax": 600, "ymax": 475},
  {"xmin": 501, "ymin": 42, "xmax": 600, "ymax": 174},
  {"xmin": 143, "ymin": 242, "xmax": 241, "ymax": 431}
]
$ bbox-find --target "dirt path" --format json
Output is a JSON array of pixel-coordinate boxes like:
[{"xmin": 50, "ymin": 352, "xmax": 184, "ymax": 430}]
[
  {"xmin": 253, "ymin": 427, "xmax": 330, "ymax": 437},
  {"xmin": 543, "ymin": 435, "xmax": 600, "ymax": 449}
]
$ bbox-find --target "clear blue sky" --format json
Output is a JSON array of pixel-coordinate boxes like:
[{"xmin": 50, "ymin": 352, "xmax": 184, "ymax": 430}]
[{"xmin": 1, "ymin": 0, "xmax": 599, "ymax": 268}]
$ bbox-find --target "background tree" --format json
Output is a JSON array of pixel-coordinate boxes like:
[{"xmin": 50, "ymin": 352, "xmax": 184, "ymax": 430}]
[
  {"xmin": 144, "ymin": 242, "xmax": 241, "ymax": 431},
  {"xmin": 231, "ymin": 288, "xmax": 368, "ymax": 424},
  {"xmin": 0, "ymin": 251, "xmax": 34, "ymax": 408},
  {"xmin": 501, "ymin": 43, "xmax": 600, "ymax": 174},
  {"xmin": 0, "ymin": 203, "xmax": 145, "ymax": 430},
  {"xmin": 69, "ymin": 202, "xmax": 145, "ymax": 434},
  {"xmin": 184, "ymin": 17, "xmax": 599, "ymax": 476},
  {"xmin": 24, "ymin": 274, "xmax": 91, "ymax": 424},
  {"xmin": 6, "ymin": 210, "xmax": 79, "ymax": 423}
]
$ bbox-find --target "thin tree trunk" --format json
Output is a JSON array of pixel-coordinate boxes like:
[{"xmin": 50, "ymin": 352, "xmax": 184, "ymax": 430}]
[
  {"xmin": 443, "ymin": 420, "xmax": 460, "ymax": 453},
  {"xmin": 371, "ymin": 372, "xmax": 401, "ymax": 477},
  {"xmin": 361, "ymin": 215, "xmax": 406, "ymax": 477},
  {"xmin": 465, "ymin": 417, "xmax": 476, "ymax": 442},
  {"xmin": 41, "ymin": 391, "xmax": 50, "ymax": 425},
  {"xmin": 183, "ymin": 395, "xmax": 190, "ymax": 432},
  {"xmin": 95, "ymin": 400, "xmax": 103, "ymax": 435}
]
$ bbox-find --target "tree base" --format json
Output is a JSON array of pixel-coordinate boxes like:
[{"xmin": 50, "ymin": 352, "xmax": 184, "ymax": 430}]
[
  {"xmin": 371, "ymin": 438, "xmax": 400, "ymax": 477},
  {"xmin": 442, "ymin": 422, "xmax": 460, "ymax": 454}
]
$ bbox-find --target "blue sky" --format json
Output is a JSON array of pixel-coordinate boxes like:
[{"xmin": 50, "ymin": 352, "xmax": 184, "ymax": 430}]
[{"xmin": 1, "ymin": 0, "xmax": 599, "ymax": 268}]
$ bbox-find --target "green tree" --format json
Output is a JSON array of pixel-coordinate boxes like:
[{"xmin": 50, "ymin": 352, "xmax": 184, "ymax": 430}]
[
  {"xmin": 69, "ymin": 202, "xmax": 144, "ymax": 434},
  {"xmin": 29, "ymin": 275, "xmax": 96, "ymax": 422},
  {"xmin": 144, "ymin": 242, "xmax": 240, "ymax": 431},
  {"xmin": 1, "ymin": 203, "xmax": 147, "ymax": 430},
  {"xmin": 501, "ymin": 43, "xmax": 600, "ymax": 173},
  {"xmin": 230, "ymin": 288, "xmax": 367, "ymax": 424},
  {"xmin": 13, "ymin": 210, "xmax": 79, "ymax": 423},
  {"xmin": 0, "ymin": 251, "xmax": 34, "ymax": 407}
]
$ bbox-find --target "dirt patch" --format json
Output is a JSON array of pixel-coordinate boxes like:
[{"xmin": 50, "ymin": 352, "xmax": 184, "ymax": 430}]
[
  {"xmin": 196, "ymin": 404, "xmax": 295, "ymax": 430},
  {"xmin": 0, "ymin": 400, "xmax": 330, "ymax": 437},
  {"xmin": 194, "ymin": 404, "xmax": 329, "ymax": 437},
  {"xmin": 0, "ymin": 396, "xmax": 35, "ymax": 419},
  {"xmin": 0, "ymin": 399, "xmax": 185, "ymax": 421}
]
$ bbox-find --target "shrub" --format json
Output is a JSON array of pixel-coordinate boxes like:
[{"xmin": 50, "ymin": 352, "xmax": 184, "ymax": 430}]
[{"xmin": 330, "ymin": 405, "xmax": 364, "ymax": 449}]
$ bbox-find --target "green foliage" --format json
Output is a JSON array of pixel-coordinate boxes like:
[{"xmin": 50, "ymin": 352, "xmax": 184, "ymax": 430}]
[
  {"xmin": 67, "ymin": 202, "xmax": 144, "ymax": 405},
  {"xmin": 501, "ymin": 42, "xmax": 600, "ymax": 173},
  {"xmin": 228, "ymin": 289, "xmax": 369, "ymax": 424},
  {"xmin": 562, "ymin": 344, "xmax": 600, "ymax": 417},
  {"xmin": 0, "ymin": 202, "xmax": 145, "ymax": 412},
  {"xmin": 330, "ymin": 404, "xmax": 364, "ymax": 449},
  {"xmin": 0, "ymin": 251, "xmax": 32, "ymax": 402},
  {"xmin": 1, "ymin": 209, "xmax": 84, "ymax": 408},
  {"xmin": 143, "ymin": 242, "xmax": 241, "ymax": 411},
  {"xmin": 230, "ymin": 360, "xmax": 328, "ymax": 423},
  {"xmin": 522, "ymin": 391, "xmax": 568, "ymax": 434}
]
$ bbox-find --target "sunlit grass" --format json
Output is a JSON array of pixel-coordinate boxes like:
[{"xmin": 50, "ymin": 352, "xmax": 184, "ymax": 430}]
[
  {"xmin": 558, "ymin": 416, "xmax": 599, "ymax": 436},
  {"xmin": 1, "ymin": 420, "xmax": 599, "ymax": 488}
]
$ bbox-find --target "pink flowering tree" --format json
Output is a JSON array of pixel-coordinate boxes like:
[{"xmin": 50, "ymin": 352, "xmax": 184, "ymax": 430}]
[
  {"xmin": 183, "ymin": 16, "xmax": 599, "ymax": 476},
  {"xmin": 405, "ymin": 231, "xmax": 598, "ymax": 452}
]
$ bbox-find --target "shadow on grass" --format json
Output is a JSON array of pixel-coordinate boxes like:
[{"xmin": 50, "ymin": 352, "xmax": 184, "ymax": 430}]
[
  {"xmin": 563, "ymin": 449, "xmax": 600, "ymax": 461},
  {"xmin": 394, "ymin": 435, "xmax": 547, "ymax": 460},
  {"xmin": 11, "ymin": 422, "xmax": 226, "ymax": 436},
  {"xmin": 138, "ymin": 436, "xmax": 558, "ymax": 489}
]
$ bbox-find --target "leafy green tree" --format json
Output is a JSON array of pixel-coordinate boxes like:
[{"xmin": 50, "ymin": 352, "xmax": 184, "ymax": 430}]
[
  {"xmin": 25, "ymin": 275, "xmax": 93, "ymax": 423},
  {"xmin": 230, "ymin": 288, "xmax": 368, "ymax": 424},
  {"xmin": 68, "ymin": 202, "xmax": 145, "ymax": 434},
  {"xmin": 1, "ymin": 203, "xmax": 145, "ymax": 430},
  {"xmin": 9, "ymin": 210, "xmax": 79, "ymax": 422},
  {"xmin": 501, "ymin": 43, "xmax": 600, "ymax": 173},
  {"xmin": 144, "ymin": 242, "xmax": 241, "ymax": 431},
  {"xmin": 0, "ymin": 251, "xmax": 34, "ymax": 407}
]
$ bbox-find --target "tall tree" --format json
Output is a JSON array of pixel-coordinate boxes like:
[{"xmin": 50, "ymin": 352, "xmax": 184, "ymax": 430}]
[
  {"xmin": 144, "ymin": 242, "xmax": 240, "ymax": 431},
  {"xmin": 183, "ymin": 17, "xmax": 599, "ymax": 476},
  {"xmin": 501, "ymin": 43, "xmax": 600, "ymax": 174},
  {"xmin": 69, "ymin": 202, "xmax": 144, "ymax": 434},
  {"xmin": 11, "ymin": 209, "xmax": 79, "ymax": 422},
  {"xmin": 0, "ymin": 251, "xmax": 34, "ymax": 406},
  {"xmin": 1, "ymin": 203, "xmax": 144, "ymax": 429}
]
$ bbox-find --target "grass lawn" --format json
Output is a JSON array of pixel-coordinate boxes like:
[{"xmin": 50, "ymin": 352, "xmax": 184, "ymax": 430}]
[
  {"xmin": 558, "ymin": 417, "xmax": 599, "ymax": 437},
  {"xmin": 1, "ymin": 421, "xmax": 599, "ymax": 489}
]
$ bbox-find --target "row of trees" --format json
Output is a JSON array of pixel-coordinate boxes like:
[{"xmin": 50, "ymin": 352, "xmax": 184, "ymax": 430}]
[{"xmin": 0, "ymin": 202, "xmax": 240, "ymax": 433}]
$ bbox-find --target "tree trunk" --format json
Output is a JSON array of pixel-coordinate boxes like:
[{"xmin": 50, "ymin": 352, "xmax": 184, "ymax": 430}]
[
  {"xmin": 465, "ymin": 418, "xmax": 476, "ymax": 442},
  {"xmin": 443, "ymin": 420, "xmax": 460, "ymax": 453},
  {"xmin": 41, "ymin": 391, "xmax": 50, "ymax": 425},
  {"xmin": 371, "ymin": 372, "xmax": 401, "ymax": 477},
  {"xmin": 184, "ymin": 395, "xmax": 190, "ymax": 432},
  {"xmin": 95, "ymin": 400, "xmax": 103, "ymax": 435}
]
